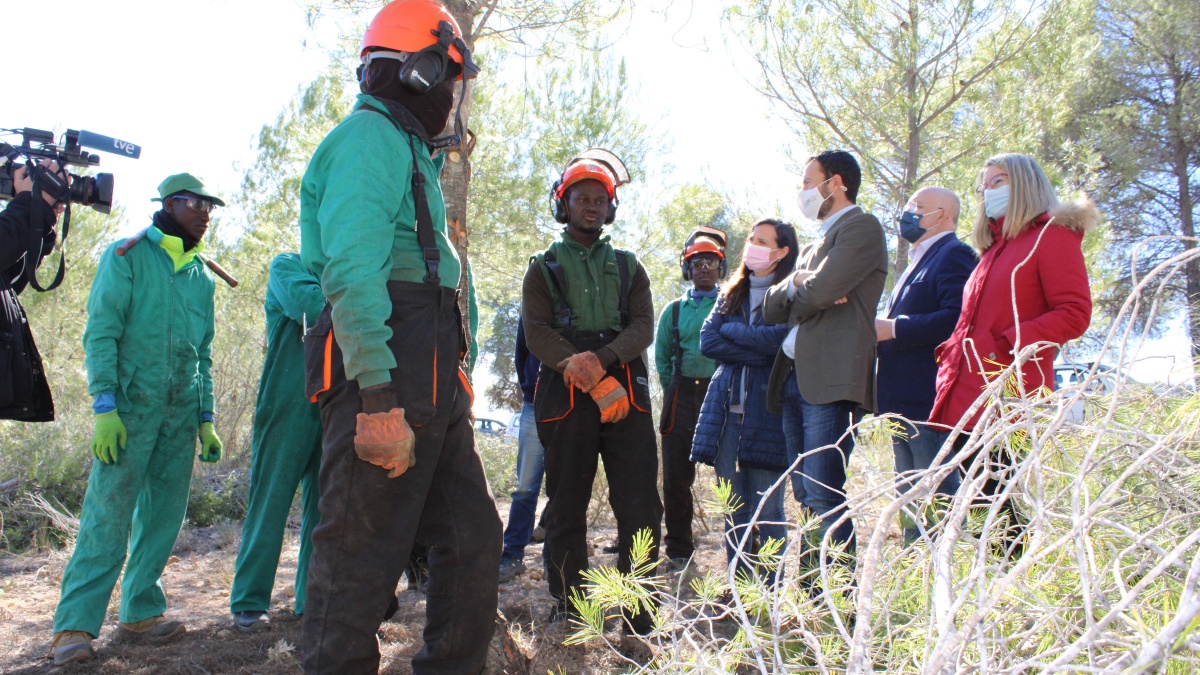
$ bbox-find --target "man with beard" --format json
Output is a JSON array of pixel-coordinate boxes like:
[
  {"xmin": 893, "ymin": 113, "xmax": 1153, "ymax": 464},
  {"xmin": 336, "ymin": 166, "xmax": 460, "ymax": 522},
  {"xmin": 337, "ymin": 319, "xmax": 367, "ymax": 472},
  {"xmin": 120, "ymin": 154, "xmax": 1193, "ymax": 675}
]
[
  {"xmin": 522, "ymin": 152, "xmax": 662, "ymax": 636},
  {"xmin": 49, "ymin": 173, "xmax": 224, "ymax": 665},
  {"xmin": 297, "ymin": 1, "xmax": 500, "ymax": 672},
  {"xmin": 763, "ymin": 150, "xmax": 887, "ymax": 575}
]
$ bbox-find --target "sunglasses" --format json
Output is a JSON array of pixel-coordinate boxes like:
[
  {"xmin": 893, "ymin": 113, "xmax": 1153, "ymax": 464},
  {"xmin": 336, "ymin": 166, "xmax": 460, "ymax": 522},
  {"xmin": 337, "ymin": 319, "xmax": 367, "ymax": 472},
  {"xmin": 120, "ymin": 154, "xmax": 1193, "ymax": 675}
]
[{"xmin": 171, "ymin": 196, "xmax": 217, "ymax": 214}]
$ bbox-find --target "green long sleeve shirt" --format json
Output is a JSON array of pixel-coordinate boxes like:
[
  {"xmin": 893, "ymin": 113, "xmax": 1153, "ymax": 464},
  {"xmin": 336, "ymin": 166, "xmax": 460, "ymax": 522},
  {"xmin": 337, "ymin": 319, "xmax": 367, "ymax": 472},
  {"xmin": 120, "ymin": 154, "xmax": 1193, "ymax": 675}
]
[
  {"xmin": 299, "ymin": 94, "xmax": 462, "ymax": 389},
  {"xmin": 654, "ymin": 292, "xmax": 718, "ymax": 390}
]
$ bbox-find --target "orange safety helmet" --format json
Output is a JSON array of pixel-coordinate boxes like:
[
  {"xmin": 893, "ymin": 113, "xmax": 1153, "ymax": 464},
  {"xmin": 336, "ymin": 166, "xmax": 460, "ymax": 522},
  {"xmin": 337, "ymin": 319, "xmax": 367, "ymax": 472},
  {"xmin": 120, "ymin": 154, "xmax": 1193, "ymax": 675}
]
[
  {"xmin": 679, "ymin": 233, "xmax": 727, "ymax": 280},
  {"xmin": 362, "ymin": 0, "xmax": 470, "ymax": 71},
  {"xmin": 682, "ymin": 237, "xmax": 725, "ymax": 261},
  {"xmin": 554, "ymin": 160, "xmax": 617, "ymax": 200}
]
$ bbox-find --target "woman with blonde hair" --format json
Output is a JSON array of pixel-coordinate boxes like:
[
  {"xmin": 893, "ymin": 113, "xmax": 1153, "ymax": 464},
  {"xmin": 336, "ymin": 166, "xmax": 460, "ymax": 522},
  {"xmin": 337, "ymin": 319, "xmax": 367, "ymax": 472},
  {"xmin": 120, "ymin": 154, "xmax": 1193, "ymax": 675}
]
[{"xmin": 927, "ymin": 152, "xmax": 1096, "ymax": 558}]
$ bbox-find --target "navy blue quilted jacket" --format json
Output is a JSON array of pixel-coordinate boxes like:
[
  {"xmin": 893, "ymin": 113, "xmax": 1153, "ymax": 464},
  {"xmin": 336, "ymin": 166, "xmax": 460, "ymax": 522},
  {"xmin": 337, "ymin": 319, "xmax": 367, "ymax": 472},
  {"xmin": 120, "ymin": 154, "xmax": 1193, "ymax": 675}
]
[{"xmin": 690, "ymin": 296, "xmax": 789, "ymax": 471}]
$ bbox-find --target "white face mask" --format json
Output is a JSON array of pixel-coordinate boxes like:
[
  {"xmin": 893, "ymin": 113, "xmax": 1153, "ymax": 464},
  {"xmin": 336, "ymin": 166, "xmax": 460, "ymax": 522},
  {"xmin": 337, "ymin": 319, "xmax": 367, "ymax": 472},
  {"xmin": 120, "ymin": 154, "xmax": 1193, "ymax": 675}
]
[
  {"xmin": 984, "ymin": 184, "xmax": 1010, "ymax": 219},
  {"xmin": 797, "ymin": 177, "xmax": 834, "ymax": 221}
]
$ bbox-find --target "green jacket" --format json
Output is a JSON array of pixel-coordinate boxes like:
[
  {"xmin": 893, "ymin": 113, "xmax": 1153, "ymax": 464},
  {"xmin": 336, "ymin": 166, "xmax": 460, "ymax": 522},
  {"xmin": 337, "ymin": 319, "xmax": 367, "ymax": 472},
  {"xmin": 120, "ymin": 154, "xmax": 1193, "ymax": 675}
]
[
  {"xmin": 654, "ymin": 293, "xmax": 718, "ymax": 390},
  {"xmin": 84, "ymin": 226, "xmax": 215, "ymax": 421},
  {"xmin": 466, "ymin": 262, "xmax": 479, "ymax": 376},
  {"xmin": 252, "ymin": 252, "xmax": 325, "ymax": 441},
  {"xmin": 532, "ymin": 232, "xmax": 635, "ymax": 334},
  {"xmin": 299, "ymin": 94, "xmax": 462, "ymax": 389}
]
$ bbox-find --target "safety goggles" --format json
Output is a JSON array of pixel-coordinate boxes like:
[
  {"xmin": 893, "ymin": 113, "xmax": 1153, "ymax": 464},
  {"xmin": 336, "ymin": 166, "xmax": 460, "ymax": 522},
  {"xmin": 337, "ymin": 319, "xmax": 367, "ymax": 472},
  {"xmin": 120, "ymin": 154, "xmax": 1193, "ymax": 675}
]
[
  {"xmin": 171, "ymin": 196, "xmax": 217, "ymax": 214},
  {"xmin": 690, "ymin": 258, "xmax": 722, "ymax": 271}
]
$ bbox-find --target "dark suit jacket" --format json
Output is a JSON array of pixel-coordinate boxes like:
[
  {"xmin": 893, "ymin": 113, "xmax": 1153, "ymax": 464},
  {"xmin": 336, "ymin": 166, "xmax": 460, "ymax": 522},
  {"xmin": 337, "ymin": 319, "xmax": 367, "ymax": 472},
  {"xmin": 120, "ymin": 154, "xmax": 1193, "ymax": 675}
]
[
  {"xmin": 875, "ymin": 234, "xmax": 977, "ymax": 420},
  {"xmin": 763, "ymin": 206, "xmax": 888, "ymax": 413}
]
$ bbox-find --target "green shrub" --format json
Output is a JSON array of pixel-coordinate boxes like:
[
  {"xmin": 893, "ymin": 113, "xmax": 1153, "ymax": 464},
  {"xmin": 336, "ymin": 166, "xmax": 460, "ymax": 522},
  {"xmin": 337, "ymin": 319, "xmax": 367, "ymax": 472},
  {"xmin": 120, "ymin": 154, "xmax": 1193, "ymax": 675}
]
[
  {"xmin": 477, "ymin": 431, "xmax": 519, "ymax": 499},
  {"xmin": 186, "ymin": 469, "xmax": 250, "ymax": 527}
]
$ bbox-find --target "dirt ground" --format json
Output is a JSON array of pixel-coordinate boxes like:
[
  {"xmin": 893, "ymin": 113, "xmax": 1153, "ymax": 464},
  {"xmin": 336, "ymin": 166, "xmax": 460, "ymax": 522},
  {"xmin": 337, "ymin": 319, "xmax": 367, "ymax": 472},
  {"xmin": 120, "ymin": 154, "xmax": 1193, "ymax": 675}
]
[{"xmin": 0, "ymin": 492, "xmax": 736, "ymax": 675}]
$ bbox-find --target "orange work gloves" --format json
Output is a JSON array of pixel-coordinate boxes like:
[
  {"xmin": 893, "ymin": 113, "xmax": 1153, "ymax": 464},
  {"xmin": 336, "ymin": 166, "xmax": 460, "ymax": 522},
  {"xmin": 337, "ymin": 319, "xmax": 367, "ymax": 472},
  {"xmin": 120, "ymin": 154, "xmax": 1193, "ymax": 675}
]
[
  {"xmin": 557, "ymin": 351, "xmax": 606, "ymax": 392},
  {"xmin": 356, "ymin": 385, "xmax": 416, "ymax": 478},
  {"xmin": 589, "ymin": 376, "xmax": 630, "ymax": 423}
]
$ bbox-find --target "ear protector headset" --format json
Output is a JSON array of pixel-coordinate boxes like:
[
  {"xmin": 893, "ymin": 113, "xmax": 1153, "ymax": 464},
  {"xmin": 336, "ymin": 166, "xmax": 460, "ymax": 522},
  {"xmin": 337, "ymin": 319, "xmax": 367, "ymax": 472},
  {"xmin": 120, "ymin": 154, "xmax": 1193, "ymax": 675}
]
[
  {"xmin": 551, "ymin": 182, "xmax": 618, "ymax": 225},
  {"xmin": 551, "ymin": 161, "xmax": 619, "ymax": 225},
  {"xmin": 680, "ymin": 235, "xmax": 728, "ymax": 281},
  {"xmin": 358, "ymin": 21, "xmax": 479, "ymax": 95}
]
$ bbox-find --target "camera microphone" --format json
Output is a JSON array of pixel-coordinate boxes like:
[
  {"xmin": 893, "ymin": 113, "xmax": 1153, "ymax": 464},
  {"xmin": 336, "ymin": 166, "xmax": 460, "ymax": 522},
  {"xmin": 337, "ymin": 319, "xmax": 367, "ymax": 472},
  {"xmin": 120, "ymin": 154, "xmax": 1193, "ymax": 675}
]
[{"xmin": 77, "ymin": 130, "xmax": 141, "ymax": 160}]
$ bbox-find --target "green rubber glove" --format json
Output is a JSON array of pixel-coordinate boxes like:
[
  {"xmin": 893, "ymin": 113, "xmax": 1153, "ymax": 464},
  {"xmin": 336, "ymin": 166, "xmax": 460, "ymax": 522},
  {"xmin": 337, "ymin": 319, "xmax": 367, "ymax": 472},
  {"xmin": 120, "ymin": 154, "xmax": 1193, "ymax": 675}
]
[
  {"xmin": 198, "ymin": 422, "xmax": 223, "ymax": 463},
  {"xmin": 91, "ymin": 411, "xmax": 127, "ymax": 465}
]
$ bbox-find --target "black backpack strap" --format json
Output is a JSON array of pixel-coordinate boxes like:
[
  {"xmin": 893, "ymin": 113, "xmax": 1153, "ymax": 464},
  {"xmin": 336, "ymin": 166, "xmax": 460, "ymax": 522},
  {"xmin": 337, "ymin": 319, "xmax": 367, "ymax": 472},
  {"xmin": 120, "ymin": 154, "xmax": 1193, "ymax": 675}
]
[
  {"xmin": 670, "ymin": 298, "xmax": 683, "ymax": 377},
  {"xmin": 615, "ymin": 249, "xmax": 631, "ymax": 328},
  {"xmin": 541, "ymin": 249, "xmax": 572, "ymax": 329},
  {"xmin": 405, "ymin": 132, "xmax": 440, "ymax": 285},
  {"xmin": 360, "ymin": 106, "xmax": 440, "ymax": 285}
]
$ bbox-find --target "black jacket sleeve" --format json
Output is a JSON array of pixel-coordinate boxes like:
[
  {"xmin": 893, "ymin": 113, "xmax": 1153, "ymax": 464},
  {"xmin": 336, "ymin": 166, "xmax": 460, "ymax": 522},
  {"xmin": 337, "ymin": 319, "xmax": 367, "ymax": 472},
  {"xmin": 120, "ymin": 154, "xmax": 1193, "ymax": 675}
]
[{"xmin": 0, "ymin": 193, "xmax": 57, "ymax": 295}]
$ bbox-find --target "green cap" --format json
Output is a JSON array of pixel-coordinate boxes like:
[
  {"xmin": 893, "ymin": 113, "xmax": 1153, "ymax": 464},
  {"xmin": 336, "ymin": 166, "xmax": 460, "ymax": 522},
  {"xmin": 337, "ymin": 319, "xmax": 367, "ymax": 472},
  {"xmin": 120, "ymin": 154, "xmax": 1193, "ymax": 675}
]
[{"xmin": 151, "ymin": 173, "xmax": 226, "ymax": 206}]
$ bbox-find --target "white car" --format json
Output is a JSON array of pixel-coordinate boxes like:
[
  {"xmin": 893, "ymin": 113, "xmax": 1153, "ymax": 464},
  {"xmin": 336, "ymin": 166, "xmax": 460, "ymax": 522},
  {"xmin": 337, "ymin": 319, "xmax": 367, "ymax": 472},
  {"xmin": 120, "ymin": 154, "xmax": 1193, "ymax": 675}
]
[
  {"xmin": 1054, "ymin": 363, "xmax": 1117, "ymax": 423},
  {"xmin": 473, "ymin": 418, "xmax": 508, "ymax": 437},
  {"xmin": 506, "ymin": 411, "xmax": 521, "ymax": 439}
]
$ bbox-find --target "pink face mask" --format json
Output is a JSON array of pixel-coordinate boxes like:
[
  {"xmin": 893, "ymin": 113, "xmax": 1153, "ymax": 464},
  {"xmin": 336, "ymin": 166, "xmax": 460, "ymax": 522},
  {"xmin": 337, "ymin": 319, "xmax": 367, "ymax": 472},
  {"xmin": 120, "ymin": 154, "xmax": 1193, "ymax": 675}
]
[{"xmin": 743, "ymin": 243, "xmax": 779, "ymax": 272}]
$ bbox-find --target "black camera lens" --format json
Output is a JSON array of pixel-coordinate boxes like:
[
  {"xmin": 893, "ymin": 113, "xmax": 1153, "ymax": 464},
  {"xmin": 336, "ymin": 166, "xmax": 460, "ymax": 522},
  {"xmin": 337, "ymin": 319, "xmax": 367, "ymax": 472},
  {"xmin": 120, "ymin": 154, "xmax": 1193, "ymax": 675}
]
[{"xmin": 69, "ymin": 173, "xmax": 114, "ymax": 214}]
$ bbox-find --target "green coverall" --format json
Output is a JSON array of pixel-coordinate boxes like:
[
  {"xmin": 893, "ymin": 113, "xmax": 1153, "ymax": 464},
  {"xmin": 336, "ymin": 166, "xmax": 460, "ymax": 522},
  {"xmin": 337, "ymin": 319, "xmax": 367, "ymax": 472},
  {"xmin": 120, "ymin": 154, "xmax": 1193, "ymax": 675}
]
[
  {"xmin": 55, "ymin": 226, "xmax": 215, "ymax": 637},
  {"xmin": 230, "ymin": 253, "xmax": 324, "ymax": 616}
]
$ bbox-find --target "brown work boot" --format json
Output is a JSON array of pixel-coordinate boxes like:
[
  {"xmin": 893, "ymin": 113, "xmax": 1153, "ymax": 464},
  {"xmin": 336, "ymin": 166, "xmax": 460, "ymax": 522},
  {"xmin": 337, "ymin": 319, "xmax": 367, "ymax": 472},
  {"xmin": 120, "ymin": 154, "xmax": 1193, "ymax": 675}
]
[
  {"xmin": 48, "ymin": 630, "xmax": 95, "ymax": 665},
  {"xmin": 115, "ymin": 615, "xmax": 186, "ymax": 642}
]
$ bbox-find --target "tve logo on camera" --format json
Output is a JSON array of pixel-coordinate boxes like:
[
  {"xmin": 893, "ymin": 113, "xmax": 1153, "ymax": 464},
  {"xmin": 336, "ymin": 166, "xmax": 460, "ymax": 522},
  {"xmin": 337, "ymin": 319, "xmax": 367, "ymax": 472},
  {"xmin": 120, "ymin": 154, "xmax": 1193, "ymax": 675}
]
[{"xmin": 78, "ymin": 131, "xmax": 142, "ymax": 160}]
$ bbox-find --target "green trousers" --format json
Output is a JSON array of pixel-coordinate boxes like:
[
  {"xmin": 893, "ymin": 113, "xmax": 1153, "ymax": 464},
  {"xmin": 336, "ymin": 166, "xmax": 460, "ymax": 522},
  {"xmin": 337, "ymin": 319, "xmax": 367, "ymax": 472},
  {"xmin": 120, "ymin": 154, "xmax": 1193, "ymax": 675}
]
[
  {"xmin": 53, "ymin": 408, "xmax": 197, "ymax": 637},
  {"xmin": 229, "ymin": 405, "xmax": 321, "ymax": 615}
]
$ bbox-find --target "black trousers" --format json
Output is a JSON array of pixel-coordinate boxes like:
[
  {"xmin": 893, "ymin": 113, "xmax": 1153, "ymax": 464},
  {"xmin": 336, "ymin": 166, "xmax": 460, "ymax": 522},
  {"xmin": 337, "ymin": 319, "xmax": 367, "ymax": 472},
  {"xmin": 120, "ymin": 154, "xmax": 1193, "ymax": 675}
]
[
  {"xmin": 660, "ymin": 377, "xmax": 710, "ymax": 560},
  {"xmin": 302, "ymin": 283, "xmax": 502, "ymax": 674},
  {"xmin": 535, "ymin": 359, "xmax": 662, "ymax": 633}
]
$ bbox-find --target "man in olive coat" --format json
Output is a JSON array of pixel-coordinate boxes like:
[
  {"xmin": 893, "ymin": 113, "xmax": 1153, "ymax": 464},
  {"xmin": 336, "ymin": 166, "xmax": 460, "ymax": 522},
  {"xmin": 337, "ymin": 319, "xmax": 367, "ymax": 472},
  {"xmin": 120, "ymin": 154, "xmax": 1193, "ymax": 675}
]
[{"xmin": 763, "ymin": 150, "xmax": 887, "ymax": 568}]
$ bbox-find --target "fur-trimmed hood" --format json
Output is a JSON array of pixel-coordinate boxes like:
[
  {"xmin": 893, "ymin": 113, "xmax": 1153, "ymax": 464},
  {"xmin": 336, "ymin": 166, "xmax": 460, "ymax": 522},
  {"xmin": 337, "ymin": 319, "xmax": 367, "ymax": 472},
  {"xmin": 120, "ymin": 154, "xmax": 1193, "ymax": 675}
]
[{"xmin": 1048, "ymin": 197, "xmax": 1100, "ymax": 233}]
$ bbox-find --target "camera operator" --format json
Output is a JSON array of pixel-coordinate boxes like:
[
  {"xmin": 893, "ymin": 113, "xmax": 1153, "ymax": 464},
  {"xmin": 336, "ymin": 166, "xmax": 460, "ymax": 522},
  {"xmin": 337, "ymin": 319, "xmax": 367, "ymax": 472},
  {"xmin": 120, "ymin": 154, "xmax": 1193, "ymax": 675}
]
[{"xmin": 0, "ymin": 160, "xmax": 65, "ymax": 422}]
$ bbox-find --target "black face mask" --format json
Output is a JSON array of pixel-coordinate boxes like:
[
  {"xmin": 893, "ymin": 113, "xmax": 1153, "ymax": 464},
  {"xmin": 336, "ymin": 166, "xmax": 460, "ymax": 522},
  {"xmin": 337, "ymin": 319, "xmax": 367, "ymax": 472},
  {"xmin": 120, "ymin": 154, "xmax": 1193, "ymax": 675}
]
[
  {"xmin": 153, "ymin": 210, "xmax": 199, "ymax": 251},
  {"xmin": 362, "ymin": 60, "xmax": 457, "ymax": 139}
]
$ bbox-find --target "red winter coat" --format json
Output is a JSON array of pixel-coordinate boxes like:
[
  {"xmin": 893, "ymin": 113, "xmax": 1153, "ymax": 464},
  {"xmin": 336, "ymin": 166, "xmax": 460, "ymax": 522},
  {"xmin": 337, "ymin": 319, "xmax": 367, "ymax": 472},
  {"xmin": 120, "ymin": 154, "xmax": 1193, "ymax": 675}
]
[{"xmin": 928, "ymin": 199, "xmax": 1097, "ymax": 431}]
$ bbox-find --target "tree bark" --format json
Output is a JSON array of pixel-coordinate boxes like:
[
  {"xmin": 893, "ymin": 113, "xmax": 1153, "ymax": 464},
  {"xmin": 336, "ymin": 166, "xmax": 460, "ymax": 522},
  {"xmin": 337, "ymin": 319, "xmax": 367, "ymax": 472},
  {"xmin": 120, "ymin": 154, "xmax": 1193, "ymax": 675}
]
[
  {"xmin": 894, "ymin": 0, "xmax": 921, "ymax": 279},
  {"xmin": 1175, "ymin": 142, "xmax": 1199, "ymax": 358},
  {"xmin": 440, "ymin": 0, "xmax": 478, "ymax": 365}
]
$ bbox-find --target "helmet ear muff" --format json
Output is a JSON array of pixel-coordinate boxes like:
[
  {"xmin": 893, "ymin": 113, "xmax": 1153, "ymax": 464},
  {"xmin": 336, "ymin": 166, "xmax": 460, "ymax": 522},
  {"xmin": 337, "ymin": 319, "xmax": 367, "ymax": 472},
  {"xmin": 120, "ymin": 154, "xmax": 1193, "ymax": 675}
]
[
  {"xmin": 679, "ymin": 233, "xmax": 728, "ymax": 280},
  {"xmin": 397, "ymin": 21, "xmax": 456, "ymax": 94},
  {"xmin": 680, "ymin": 256, "xmax": 728, "ymax": 281},
  {"xmin": 550, "ymin": 180, "xmax": 618, "ymax": 225},
  {"xmin": 551, "ymin": 179, "xmax": 568, "ymax": 224}
]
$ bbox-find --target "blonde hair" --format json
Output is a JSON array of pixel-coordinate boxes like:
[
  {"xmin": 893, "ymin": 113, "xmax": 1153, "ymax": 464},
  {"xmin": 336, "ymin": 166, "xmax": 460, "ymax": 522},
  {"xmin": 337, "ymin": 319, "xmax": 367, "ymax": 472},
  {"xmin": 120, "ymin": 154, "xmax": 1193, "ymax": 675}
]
[{"xmin": 971, "ymin": 153, "xmax": 1059, "ymax": 252}]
